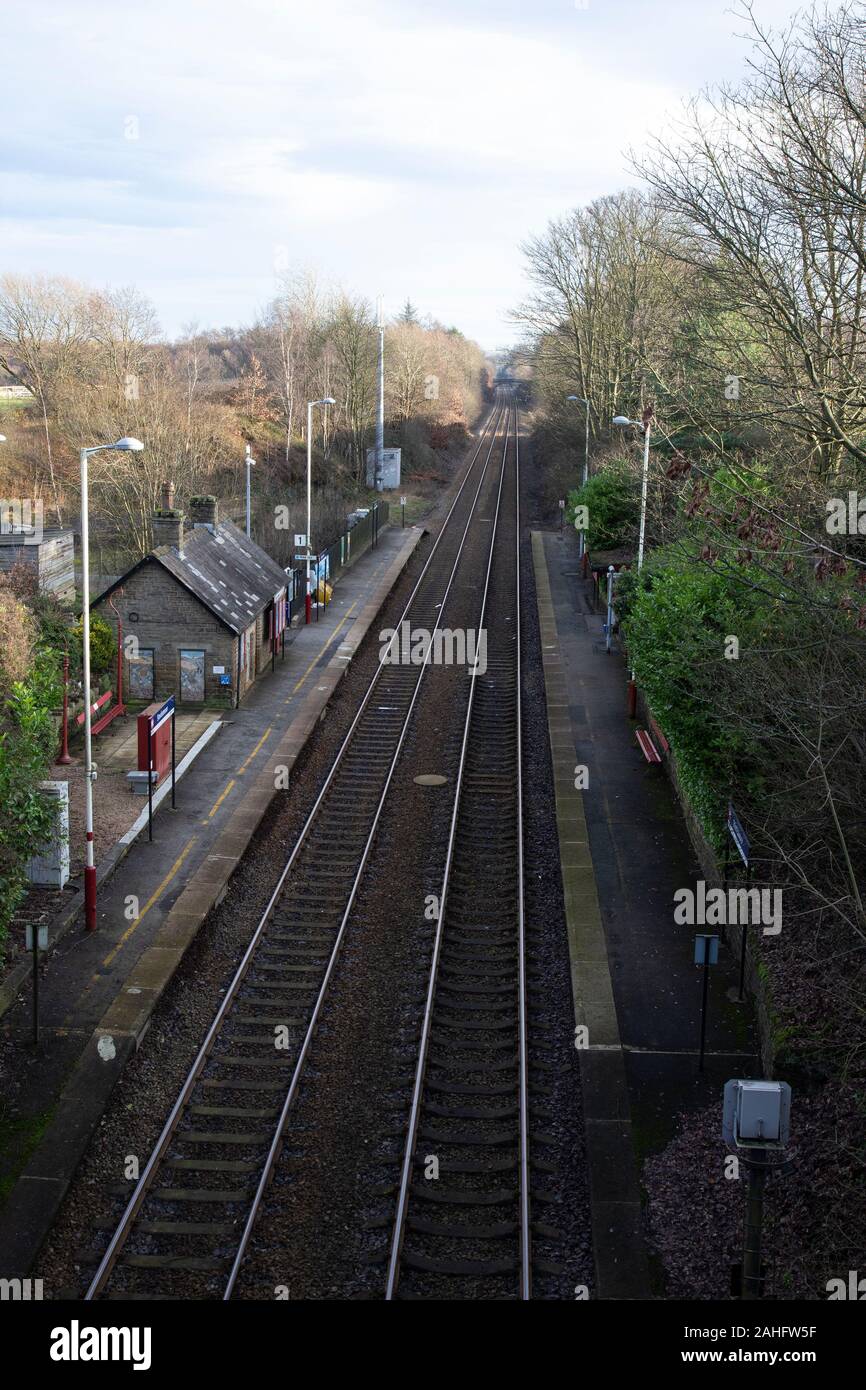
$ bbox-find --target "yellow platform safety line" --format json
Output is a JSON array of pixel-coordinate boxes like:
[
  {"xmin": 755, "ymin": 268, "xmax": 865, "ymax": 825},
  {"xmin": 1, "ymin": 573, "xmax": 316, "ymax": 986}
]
[
  {"xmin": 237, "ymin": 727, "xmax": 272, "ymax": 775},
  {"xmin": 204, "ymin": 777, "xmax": 236, "ymax": 823},
  {"xmin": 287, "ymin": 599, "xmax": 359, "ymax": 700},
  {"xmin": 101, "ymin": 836, "xmax": 198, "ymax": 969}
]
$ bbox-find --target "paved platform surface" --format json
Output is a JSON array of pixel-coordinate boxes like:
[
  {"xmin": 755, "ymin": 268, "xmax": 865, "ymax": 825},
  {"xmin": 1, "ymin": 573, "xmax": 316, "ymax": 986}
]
[
  {"xmin": 0, "ymin": 523, "xmax": 423, "ymax": 1272},
  {"xmin": 533, "ymin": 529, "xmax": 759, "ymax": 1299},
  {"xmin": 96, "ymin": 708, "xmax": 216, "ymax": 771}
]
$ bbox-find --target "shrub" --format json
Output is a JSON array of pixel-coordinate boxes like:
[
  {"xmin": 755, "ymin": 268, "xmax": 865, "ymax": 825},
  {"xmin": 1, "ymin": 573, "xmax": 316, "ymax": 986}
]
[
  {"xmin": 71, "ymin": 612, "xmax": 116, "ymax": 679},
  {"xmin": 568, "ymin": 459, "xmax": 639, "ymax": 551},
  {"xmin": 0, "ymin": 586, "xmax": 35, "ymax": 692},
  {"xmin": 618, "ymin": 550, "xmax": 761, "ymax": 846},
  {"xmin": 0, "ymin": 644, "xmax": 61, "ymax": 956}
]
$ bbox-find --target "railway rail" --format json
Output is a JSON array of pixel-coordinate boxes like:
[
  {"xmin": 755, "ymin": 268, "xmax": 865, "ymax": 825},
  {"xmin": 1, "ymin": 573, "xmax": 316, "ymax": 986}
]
[
  {"xmin": 85, "ymin": 395, "xmax": 517, "ymax": 1301},
  {"xmin": 383, "ymin": 401, "xmax": 535, "ymax": 1299}
]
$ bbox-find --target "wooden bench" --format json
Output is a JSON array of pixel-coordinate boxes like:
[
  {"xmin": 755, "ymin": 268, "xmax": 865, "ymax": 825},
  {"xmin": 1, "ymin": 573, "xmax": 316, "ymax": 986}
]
[
  {"xmin": 648, "ymin": 715, "xmax": 670, "ymax": 756},
  {"xmin": 76, "ymin": 689, "xmax": 125, "ymax": 737},
  {"xmin": 635, "ymin": 728, "xmax": 662, "ymax": 764}
]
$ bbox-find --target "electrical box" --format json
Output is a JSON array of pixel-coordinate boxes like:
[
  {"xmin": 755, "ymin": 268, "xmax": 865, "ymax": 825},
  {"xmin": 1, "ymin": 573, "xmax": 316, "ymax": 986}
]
[
  {"xmin": 26, "ymin": 780, "xmax": 70, "ymax": 889},
  {"xmin": 723, "ymin": 1078, "xmax": 791, "ymax": 1149},
  {"xmin": 737, "ymin": 1081, "xmax": 781, "ymax": 1141}
]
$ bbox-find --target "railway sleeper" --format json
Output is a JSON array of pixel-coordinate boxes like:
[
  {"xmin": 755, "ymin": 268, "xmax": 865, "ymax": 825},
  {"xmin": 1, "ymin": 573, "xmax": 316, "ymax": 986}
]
[
  {"xmin": 399, "ymin": 1251, "xmax": 517, "ymax": 1276},
  {"xmin": 407, "ymin": 1217, "xmax": 517, "ymax": 1240},
  {"xmin": 408, "ymin": 1183, "xmax": 516, "ymax": 1205}
]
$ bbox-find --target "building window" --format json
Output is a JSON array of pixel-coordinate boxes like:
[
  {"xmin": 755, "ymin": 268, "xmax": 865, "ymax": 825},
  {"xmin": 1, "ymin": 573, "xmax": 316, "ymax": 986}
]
[
  {"xmin": 128, "ymin": 648, "xmax": 154, "ymax": 700},
  {"xmin": 179, "ymin": 649, "xmax": 205, "ymax": 702}
]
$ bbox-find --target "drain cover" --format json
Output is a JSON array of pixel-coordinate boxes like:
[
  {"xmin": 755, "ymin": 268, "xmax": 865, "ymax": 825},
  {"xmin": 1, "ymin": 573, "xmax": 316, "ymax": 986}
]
[{"xmin": 414, "ymin": 774, "xmax": 448, "ymax": 786}]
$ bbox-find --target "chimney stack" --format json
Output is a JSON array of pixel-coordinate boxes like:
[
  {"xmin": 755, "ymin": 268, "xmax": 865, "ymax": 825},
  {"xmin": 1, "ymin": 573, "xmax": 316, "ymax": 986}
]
[
  {"xmin": 152, "ymin": 481, "xmax": 184, "ymax": 554},
  {"xmin": 189, "ymin": 495, "xmax": 219, "ymax": 530}
]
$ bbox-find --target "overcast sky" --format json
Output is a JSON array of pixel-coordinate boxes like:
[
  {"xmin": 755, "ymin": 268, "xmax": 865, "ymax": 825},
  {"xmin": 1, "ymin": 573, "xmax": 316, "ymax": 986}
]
[{"xmin": 2, "ymin": 0, "xmax": 806, "ymax": 350}]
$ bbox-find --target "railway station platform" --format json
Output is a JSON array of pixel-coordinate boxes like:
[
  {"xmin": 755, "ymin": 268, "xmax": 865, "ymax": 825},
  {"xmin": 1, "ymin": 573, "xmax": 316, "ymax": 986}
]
[
  {"xmin": 531, "ymin": 527, "xmax": 759, "ymax": 1300},
  {"xmin": 0, "ymin": 520, "xmax": 423, "ymax": 1275}
]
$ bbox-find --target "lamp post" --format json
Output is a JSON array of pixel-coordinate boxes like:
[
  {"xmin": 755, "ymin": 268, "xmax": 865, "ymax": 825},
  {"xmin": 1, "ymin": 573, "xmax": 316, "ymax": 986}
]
[
  {"xmin": 376, "ymin": 296, "xmax": 385, "ymax": 491},
  {"xmin": 613, "ymin": 409, "xmax": 653, "ymax": 717},
  {"xmin": 613, "ymin": 408, "xmax": 653, "ymax": 571},
  {"xmin": 567, "ymin": 395, "xmax": 590, "ymax": 559},
  {"xmin": 80, "ymin": 436, "xmax": 144, "ymax": 931},
  {"xmin": 305, "ymin": 397, "xmax": 335, "ymax": 624},
  {"xmin": 244, "ymin": 444, "xmax": 256, "ymax": 538}
]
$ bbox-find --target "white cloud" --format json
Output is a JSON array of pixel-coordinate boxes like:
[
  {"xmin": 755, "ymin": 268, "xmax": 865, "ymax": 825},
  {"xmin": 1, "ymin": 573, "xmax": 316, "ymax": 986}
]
[{"xmin": 1, "ymin": 0, "xmax": 808, "ymax": 346}]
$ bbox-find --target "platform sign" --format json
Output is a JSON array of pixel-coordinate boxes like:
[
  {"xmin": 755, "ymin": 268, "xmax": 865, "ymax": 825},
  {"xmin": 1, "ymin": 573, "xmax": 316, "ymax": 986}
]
[
  {"xmin": 145, "ymin": 696, "xmax": 176, "ymax": 838},
  {"xmin": 149, "ymin": 695, "xmax": 175, "ymax": 734},
  {"xmin": 25, "ymin": 924, "xmax": 49, "ymax": 952},
  {"xmin": 727, "ymin": 802, "xmax": 750, "ymax": 867},
  {"xmin": 694, "ymin": 933, "xmax": 720, "ymax": 966}
]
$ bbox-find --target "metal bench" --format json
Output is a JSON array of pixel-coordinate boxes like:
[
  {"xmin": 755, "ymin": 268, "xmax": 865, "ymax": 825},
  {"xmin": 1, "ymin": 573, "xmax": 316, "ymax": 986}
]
[{"xmin": 76, "ymin": 689, "xmax": 125, "ymax": 737}]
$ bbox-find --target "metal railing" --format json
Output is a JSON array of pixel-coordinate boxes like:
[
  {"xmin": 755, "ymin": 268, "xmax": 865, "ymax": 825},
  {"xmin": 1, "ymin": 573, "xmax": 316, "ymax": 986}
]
[{"xmin": 287, "ymin": 501, "xmax": 390, "ymax": 621}]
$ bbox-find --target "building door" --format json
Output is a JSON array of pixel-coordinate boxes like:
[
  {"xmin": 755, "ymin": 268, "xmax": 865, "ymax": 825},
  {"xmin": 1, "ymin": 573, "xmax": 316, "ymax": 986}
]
[
  {"xmin": 179, "ymin": 649, "xmax": 205, "ymax": 702},
  {"xmin": 128, "ymin": 648, "xmax": 154, "ymax": 700}
]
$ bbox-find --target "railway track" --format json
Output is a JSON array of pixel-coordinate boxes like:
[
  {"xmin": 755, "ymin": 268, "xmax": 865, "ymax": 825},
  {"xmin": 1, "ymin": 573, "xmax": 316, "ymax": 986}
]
[
  {"xmin": 84, "ymin": 396, "xmax": 515, "ymax": 1301},
  {"xmin": 382, "ymin": 400, "xmax": 538, "ymax": 1300}
]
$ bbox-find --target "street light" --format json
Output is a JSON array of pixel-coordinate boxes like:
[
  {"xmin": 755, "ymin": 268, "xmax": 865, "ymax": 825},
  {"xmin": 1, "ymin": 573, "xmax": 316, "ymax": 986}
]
[
  {"xmin": 244, "ymin": 444, "xmax": 256, "ymax": 539},
  {"xmin": 80, "ymin": 436, "xmax": 144, "ymax": 931},
  {"xmin": 613, "ymin": 412, "xmax": 653, "ymax": 571},
  {"xmin": 567, "ymin": 395, "xmax": 590, "ymax": 559},
  {"xmin": 306, "ymin": 397, "xmax": 335, "ymax": 624}
]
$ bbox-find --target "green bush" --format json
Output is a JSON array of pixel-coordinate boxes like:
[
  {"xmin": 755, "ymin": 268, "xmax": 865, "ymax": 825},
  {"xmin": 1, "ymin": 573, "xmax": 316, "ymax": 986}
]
[
  {"xmin": 71, "ymin": 612, "xmax": 116, "ymax": 679},
  {"xmin": 567, "ymin": 459, "xmax": 639, "ymax": 551},
  {"xmin": 0, "ymin": 646, "xmax": 61, "ymax": 955},
  {"xmin": 618, "ymin": 550, "xmax": 761, "ymax": 847}
]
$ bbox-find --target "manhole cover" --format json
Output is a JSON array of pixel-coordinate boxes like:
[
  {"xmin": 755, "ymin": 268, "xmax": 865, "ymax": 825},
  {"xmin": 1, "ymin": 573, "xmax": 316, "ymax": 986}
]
[{"xmin": 414, "ymin": 774, "xmax": 448, "ymax": 786}]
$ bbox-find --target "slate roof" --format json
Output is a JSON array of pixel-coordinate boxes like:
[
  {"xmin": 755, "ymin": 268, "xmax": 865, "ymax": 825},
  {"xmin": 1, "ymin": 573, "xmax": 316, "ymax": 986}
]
[
  {"xmin": 93, "ymin": 520, "xmax": 288, "ymax": 636},
  {"xmin": 155, "ymin": 520, "xmax": 288, "ymax": 635}
]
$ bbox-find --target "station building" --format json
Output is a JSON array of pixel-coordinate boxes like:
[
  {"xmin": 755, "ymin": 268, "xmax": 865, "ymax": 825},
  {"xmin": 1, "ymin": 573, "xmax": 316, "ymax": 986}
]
[
  {"xmin": 0, "ymin": 524, "xmax": 76, "ymax": 603},
  {"xmin": 93, "ymin": 487, "xmax": 288, "ymax": 708}
]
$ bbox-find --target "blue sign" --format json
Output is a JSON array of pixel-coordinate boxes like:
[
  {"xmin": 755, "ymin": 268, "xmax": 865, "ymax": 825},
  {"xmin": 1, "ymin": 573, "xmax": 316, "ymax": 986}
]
[
  {"xmin": 727, "ymin": 802, "xmax": 750, "ymax": 867},
  {"xmin": 149, "ymin": 695, "xmax": 175, "ymax": 733},
  {"xmin": 219, "ymin": 674, "xmax": 231, "ymax": 687},
  {"xmin": 694, "ymin": 934, "xmax": 720, "ymax": 966}
]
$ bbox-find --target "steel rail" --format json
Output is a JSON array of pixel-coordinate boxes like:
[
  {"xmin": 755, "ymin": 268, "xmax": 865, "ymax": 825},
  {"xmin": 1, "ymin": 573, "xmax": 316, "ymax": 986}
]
[
  {"xmin": 85, "ymin": 397, "xmax": 510, "ymax": 1302},
  {"xmin": 384, "ymin": 396, "xmax": 529, "ymax": 1300},
  {"xmin": 221, "ymin": 402, "xmax": 514, "ymax": 1296},
  {"xmin": 514, "ymin": 412, "xmax": 530, "ymax": 1300}
]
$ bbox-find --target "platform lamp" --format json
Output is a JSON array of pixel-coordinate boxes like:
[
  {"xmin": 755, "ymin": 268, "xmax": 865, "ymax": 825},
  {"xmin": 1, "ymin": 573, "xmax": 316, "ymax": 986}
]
[
  {"xmin": 613, "ymin": 409, "xmax": 653, "ymax": 717},
  {"xmin": 79, "ymin": 436, "xmax": 144, "ymax": 931},
  {"xmin": 612, "ymin": 408, "xmax": 653, "ymax": 572},
  {"xmin": 244, "ymin": 444, "xmax": 256, "ymax": 538},
  {"xmin": 305, "ymin": 397, "xmax": 335, "ymax": 623},
  {"xmin": 566, "ymin": 395, "xmax": 590, "ymax": 560}
]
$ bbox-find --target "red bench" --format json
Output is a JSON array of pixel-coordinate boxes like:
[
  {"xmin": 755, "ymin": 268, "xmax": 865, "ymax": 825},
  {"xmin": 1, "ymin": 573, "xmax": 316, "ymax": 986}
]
[
  {"xmin": 648, "ymin": 716, "xmax": 670, "ymax": 756},
  {"xmin": 76, "ymin": 689, "xmax": 125, "ymax": 737},
  {"xmin": 635, "ymin": 728, "xmax": 662, "ymax": 764}
]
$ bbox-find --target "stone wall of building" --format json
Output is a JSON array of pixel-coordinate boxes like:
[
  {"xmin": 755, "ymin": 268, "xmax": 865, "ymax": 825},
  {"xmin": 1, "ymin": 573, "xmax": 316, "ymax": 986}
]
[{"xmin": 95, "ymin": 559, "xmax": 238, "ymax": 708}]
